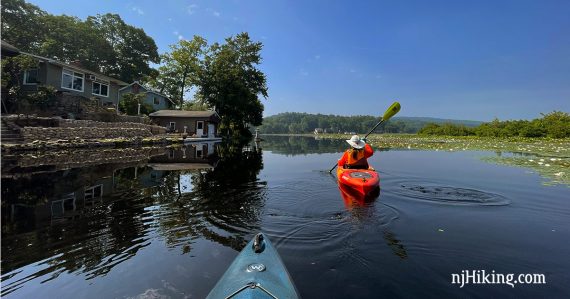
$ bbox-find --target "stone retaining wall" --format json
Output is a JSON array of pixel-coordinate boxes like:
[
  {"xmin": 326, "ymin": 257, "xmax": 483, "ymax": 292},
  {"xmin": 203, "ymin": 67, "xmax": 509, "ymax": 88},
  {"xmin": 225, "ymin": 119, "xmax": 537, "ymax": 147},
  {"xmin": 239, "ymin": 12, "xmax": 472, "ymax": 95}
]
[
  {"xmin": 58, "ymin": 119, "xmax": 150, "ymax": 129},
  {"xmin": 21, "ymin": 127, "xmax": 153, "ymax": 141},
  {"xmin": 3, "ymin": 115, "xmax": 167, "ymax": 141},
  {"xmin": 4, "ymin": 114, "xmax": 153, "ymax": 129},
  {"xmin": 81, "ymin": 113, "xmax": 151, "ymax": 124}
]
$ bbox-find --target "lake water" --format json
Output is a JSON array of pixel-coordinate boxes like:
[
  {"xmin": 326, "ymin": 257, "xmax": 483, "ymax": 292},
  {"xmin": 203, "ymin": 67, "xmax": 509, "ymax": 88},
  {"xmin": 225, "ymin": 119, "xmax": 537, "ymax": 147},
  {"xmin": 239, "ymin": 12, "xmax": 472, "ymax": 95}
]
[{"xmin": 2, "ymin": 136, "xmax": 569, "ymax": 298}]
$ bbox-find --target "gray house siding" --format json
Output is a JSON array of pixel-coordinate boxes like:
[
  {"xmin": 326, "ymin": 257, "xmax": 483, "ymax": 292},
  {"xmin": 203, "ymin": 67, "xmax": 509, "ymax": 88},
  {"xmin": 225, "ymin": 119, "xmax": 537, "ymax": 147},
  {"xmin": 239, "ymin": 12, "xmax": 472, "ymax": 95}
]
[
  {"xmin": 44, "ymin": 63, "xmax": 62, "ymax": 89},
  {"xmin": 142, "ymin": 92, "xmax": 169, "ymax": 110},
  {"xmin": 150, "ymin": 116, "xmax": 217, "ymax": 136},
  {"xmin": 118, "ymin": 84, "xmax": 171, "ymax": 111},
  {"xmin": 20, "ymin": 55, "xmax": 125, "ymax": 109}
]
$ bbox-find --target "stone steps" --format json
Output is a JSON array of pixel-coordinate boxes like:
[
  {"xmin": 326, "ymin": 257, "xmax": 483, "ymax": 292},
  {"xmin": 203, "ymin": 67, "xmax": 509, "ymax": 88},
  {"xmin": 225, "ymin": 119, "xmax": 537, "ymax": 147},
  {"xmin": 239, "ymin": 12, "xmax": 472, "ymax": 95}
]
[{"xmin": 1, "ymin": 119, "xmax": 24, "ymax": 144}]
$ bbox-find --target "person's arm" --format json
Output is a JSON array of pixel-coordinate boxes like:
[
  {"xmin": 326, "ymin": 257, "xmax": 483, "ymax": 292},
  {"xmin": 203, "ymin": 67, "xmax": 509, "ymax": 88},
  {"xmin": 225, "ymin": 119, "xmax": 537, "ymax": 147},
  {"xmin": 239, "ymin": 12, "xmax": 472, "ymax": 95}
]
[
  {"xmin": 364, "ymin": 143, "xmax": 374, "ymax": 158},
  {"xmin": 338, "ymin": 151, "xmax": 348, "ymax": 167}
]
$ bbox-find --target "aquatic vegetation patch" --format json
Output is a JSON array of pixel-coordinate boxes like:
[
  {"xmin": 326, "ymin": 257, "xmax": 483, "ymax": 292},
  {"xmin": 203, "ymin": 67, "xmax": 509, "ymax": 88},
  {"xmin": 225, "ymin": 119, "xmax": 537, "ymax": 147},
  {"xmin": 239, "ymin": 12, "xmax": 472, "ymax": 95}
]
[
  {"xmin": 481, "ymin": 156, "xmax": 569, "ymax": 186},
  {"xmin": 319, "ymin": 134, "xmax": 570, "ymax": 186}
]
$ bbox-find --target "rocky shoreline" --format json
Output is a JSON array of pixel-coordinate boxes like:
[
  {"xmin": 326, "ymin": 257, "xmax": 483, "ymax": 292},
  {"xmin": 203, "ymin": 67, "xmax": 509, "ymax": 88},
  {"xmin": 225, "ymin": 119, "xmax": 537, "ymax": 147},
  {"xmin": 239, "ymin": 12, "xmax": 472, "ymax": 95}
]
[
  {"xmin": 1, "ymin": 114, "xmax": 187, "ymax": 152},
  {"xmin": 1, "ymin": 135, "xmax": 186, "ymax": 152}
]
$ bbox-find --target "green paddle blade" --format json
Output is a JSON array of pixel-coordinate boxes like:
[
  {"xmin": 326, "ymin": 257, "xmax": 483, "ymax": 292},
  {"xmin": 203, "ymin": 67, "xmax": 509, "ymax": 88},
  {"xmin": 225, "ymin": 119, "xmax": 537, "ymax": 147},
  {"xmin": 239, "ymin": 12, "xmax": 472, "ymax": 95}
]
[{"xmin": 382, "ymin": 102, "xmax": 401, "ymax": 121}]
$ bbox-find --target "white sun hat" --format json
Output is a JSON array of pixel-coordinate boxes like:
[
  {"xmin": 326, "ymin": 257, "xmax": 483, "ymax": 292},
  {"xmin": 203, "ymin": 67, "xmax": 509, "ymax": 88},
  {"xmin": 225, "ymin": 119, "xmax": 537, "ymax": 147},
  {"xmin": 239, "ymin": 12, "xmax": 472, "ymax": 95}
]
[{"xmin": 346, "ymin": 135, "xmax": 365, "ymax": 149}]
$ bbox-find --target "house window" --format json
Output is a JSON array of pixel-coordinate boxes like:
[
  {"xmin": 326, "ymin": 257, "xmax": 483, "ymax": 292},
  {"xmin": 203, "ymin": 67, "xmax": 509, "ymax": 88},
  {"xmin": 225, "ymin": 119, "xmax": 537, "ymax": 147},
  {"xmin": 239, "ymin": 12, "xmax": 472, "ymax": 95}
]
[
  {"xmin": 169, "ymin": 122, "xmax": 176, "ymax": 131},
  {"xmin": 92, "ymin": 80, "xmax": 109, "ymax": 97},
  {"xmin": 62, "ymin": 69, "xmax": 84, "ymax": 91},
  {"xmin": 24, "ymin": 69, "xmax": 39, "ymax": 85},
  {"xmin": 51, "ymin": 193, "xmax": 76, "ymax": 218},
  {"xmin": 153, "ymin": 97, "xmax": 160, "ymax": 105},
  {"xmin": 197, "ymin": 121, "xmax": 204, "ymax": 130},
  {"xmin": 84, "ymin": 184, "xmax": 103, "ymax": 200}
]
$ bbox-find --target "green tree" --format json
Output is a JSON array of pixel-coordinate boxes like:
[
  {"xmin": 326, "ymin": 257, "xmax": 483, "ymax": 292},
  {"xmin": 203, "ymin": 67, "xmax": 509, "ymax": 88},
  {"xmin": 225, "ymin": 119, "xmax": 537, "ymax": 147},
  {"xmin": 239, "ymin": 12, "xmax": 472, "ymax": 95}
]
[
  {"xmin": 0, "ymin": 0, "xmax": 46, "ymax": 53},
  {"xmin": 181, "ymin": 100, "xmax": 209, "ymax": 111},
  {"xmin": 39, "ymin": 14, "xmax": 114, "ymax": 72},
  {"xmin": 540, "ymin": 111, "xmax": 570, "ymax": 138},
  {"xmin": 519, "ymin": 120, "xmax": 545, "ymax": 137},
  {"xmin": 1, "ymin": 54, "xmax": 38, "ymax": 112},
  {"xmin": 1, "ymin": 1, "xmax": 159, "ymax": 82},
  {"xmin": 119, "ymin": 93, "xmax": 154, "ymax": 116},
  {"xmin": 418, "ymin": 123, "xmax": 441, "ymax": 135},
  {"xmin": 149, "ymin": 36, "xmax": 207, "ymax": 108},
  {"xmin": 86, "ymin": 13, "xmax": 160, "ymax": 82},
  {"xmin": 197, "ymin": 32, "xmax": 268, "ymax": 137}
]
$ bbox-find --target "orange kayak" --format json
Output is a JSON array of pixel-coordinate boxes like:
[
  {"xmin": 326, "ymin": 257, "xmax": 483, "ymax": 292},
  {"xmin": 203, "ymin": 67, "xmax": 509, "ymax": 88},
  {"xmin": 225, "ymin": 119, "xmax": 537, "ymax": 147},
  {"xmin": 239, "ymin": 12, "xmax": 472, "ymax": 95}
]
[{"xmin": 337, "ymin": 167, "xmax": 380, "ymax": 197}]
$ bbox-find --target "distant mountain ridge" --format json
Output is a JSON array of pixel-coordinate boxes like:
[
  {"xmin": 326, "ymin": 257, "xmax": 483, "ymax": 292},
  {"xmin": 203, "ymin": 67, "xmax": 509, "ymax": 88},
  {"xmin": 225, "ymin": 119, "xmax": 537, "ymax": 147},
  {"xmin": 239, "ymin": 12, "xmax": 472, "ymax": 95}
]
[{"xmin": 259, "ymin": 112, "xmax": 482, "ymax": 134}]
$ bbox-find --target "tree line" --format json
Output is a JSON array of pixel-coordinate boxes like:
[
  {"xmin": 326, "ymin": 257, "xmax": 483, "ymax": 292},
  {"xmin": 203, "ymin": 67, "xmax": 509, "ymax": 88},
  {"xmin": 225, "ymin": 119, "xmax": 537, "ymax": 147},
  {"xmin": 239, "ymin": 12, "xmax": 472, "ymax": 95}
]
[
  {"xmin": 1, "ymin": 0, "xmax": 159, "ymax": 83},
  {"xmin": 418, "ymin": 111, "xmax": 570, "ymax": 138},
  {"xmin": 1, "ymin": 0, "xmax": 267, "ymax": 137},
  {"xmin": 148, "ymin": 35, "xmax": 267, "ymax": 137},
  {"xmin": 258, "ymin": 112, "xmax": 477, "ymax": 134}
]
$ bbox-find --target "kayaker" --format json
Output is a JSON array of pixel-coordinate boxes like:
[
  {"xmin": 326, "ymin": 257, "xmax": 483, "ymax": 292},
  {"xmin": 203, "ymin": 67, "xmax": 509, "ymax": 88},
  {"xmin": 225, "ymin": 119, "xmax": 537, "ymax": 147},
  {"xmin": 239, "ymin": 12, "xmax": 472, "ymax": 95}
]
[{"xmin": 338, "ymin": 135, "xmax": 374, "ymax": 169}]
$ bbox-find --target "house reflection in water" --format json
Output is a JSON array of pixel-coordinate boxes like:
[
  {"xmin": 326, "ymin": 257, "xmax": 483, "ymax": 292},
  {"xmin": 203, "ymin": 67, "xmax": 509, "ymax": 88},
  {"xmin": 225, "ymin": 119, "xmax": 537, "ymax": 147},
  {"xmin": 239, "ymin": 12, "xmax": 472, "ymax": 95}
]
[
  {"xmin": 0, "ymin": 141, "xmax": 268, "ymax": 287},
  {"xmin": 148, "ymin": 142, "xmax": 220, "ymax": 171},
  {"xmin": 2, "ymin": 143, "xmax": 220, "ymax": 230},
  {"xmin": 4, "ymin": 165, "xmax": 150, "ymax": 228},
  {"xmin": 146, "ymin": 142, "xmax": 221, "ymax": 195}
]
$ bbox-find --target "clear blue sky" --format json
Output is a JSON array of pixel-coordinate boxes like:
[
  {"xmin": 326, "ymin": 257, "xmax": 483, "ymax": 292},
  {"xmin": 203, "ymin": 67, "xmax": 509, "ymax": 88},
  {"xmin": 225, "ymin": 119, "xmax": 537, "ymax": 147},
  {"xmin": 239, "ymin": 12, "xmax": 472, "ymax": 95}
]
[{"xmin": 28, "ymin": 0, "xmax": 570, "ymax": 121}]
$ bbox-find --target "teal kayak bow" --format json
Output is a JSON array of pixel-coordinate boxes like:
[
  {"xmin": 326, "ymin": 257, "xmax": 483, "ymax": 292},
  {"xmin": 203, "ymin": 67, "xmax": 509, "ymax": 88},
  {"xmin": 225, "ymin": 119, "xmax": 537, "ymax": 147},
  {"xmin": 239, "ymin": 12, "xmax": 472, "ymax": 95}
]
[{"xmin": 206, "ymin": 233, "xmax": 300, "ymax": 298}]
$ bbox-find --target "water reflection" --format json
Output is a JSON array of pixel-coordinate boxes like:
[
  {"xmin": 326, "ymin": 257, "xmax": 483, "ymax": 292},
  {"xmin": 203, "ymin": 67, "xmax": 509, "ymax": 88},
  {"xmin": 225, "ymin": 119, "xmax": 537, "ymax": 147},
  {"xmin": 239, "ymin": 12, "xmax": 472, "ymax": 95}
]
[
  {"xmin": 152, "ymin": 139, "xmax": 266, "ymax": 252},
  {"xmin": 336, "ymin": 185, "xmax": 408, "ymax": 260},
  {"xmin": 261, "ymin": 135, "xmax": 346, "ymax": 155},
  {"xmin": 1, "ymin": 140, "xmax": 266, "ymax": 297},
  {"xmin": 338, "ymin": 184, "xmax": 380, "ymax": 209}
]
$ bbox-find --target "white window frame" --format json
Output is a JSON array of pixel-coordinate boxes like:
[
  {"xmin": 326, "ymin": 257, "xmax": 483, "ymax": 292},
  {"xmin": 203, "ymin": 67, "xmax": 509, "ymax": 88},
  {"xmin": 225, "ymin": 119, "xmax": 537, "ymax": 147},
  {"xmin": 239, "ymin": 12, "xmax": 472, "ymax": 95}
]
[
  {"xmin": 196, "ymin": 121, "xmax": 204, "ymax": 130},
  {"xmin": 169, "ymin": 122, "xmax": 176, "ymax": 130},
  {"xmin": 92, "ymin": 80, "xmax": 109, "ymax": 97},
  {"xmin": 23, "ymin": 69, "xmax": 39, "ymax": 85},
  {"xmin": 84, "ymin": 184, "xmax": 103, "ymax": 200},
  {"xmin": 61, "ymin": 68, "xmax": 84, "ymax": 92}
]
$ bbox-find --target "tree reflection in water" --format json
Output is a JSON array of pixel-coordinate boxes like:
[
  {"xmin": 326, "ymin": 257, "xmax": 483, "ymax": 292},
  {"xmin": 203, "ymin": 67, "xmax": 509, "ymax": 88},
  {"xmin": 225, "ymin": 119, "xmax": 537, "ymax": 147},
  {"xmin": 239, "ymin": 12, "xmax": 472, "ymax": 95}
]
[
  {"xmin": 1, "ymin": 140, "xmax": 265, "ymax": 296},
  {"xmin": 150, "ymin": 139, "xmax": 266, "ymax": 253}
]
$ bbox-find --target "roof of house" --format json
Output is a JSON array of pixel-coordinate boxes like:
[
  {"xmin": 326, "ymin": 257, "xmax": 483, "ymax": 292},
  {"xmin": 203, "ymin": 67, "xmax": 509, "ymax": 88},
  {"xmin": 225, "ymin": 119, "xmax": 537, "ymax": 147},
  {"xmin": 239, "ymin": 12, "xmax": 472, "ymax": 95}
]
[
  {"xmin": 119, "ymin": 81, "xmax": 174, "ymax": 104},
  {"xmin": 1, "ymin": 40, "xmax": 20, "ymax": 56},
  {"xmin": 149, "ymin": 110, "xmax": 219, "ymax": 118},
  {"xmin": 23, "ymin": 52, "xmax": 128, "ymax": 86}
]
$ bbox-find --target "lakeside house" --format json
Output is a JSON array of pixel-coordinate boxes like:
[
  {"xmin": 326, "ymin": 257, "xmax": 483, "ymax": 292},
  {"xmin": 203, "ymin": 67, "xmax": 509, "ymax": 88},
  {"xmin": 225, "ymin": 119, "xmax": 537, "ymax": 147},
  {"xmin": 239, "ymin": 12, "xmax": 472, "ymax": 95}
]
[
  {"xmin": 118, "ymin": 81, "xmax": 174, "ymax": 111},
  {"xmin": 149, "ymin": 110, "xmax": 220, "ymax": 137},
  {"xmin": 17, "ymin": 52, "xmax": 128, "ymax": 110}
]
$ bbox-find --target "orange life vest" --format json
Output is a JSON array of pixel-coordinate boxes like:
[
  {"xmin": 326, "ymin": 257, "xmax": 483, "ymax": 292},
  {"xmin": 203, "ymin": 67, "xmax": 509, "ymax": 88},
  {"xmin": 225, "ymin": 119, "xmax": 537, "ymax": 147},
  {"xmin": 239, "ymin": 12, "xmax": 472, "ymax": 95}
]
[{"xmin": 345, "ymin": 148, "xmax": 369, "ymax": 169}]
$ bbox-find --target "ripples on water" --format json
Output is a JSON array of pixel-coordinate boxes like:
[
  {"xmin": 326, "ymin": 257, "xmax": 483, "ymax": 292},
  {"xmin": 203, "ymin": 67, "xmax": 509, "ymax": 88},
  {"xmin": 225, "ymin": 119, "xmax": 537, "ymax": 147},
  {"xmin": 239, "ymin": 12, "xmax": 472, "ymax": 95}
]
[
  {"xmin": 1, "ymin": 194, "xmax": 154, "ymax": 295},
  {"xmin": 2, "ymin": 136, "xmax": 569, "ymax": 298},
  {"xmin": 388, "ymin": 180, "xmax": 511, "ymax": 206}
]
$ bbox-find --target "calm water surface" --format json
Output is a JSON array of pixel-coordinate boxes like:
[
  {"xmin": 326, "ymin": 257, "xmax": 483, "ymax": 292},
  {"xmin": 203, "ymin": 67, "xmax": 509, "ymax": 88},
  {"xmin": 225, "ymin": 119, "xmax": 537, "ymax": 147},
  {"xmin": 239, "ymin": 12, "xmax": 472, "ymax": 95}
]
[{"xmin": 2, "ymin": 136, "xmax": 569, "ymax": 298}]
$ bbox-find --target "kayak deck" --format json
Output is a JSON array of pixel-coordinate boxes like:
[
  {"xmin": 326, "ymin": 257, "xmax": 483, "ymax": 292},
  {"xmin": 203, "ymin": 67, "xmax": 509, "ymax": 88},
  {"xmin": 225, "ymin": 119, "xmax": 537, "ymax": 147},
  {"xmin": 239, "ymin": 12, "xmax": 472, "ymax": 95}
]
[
  {"xmin": 206, "ymin": 233, "xmax": 300, "ymax": 299},
  {"xmin": 337, "ymin": 167, "xmax": 380, "ymax": 196}
]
